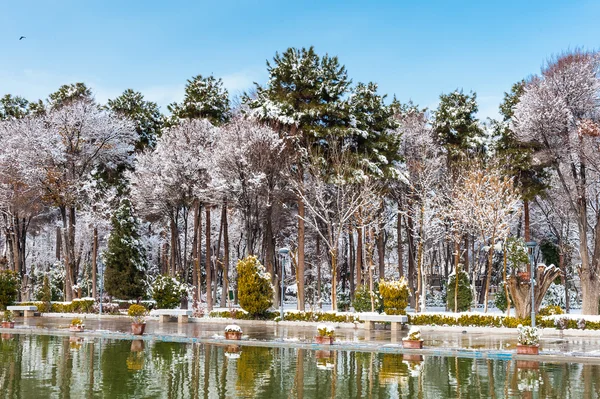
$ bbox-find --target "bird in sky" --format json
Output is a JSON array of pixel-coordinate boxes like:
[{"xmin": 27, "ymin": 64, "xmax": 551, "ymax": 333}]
[{"xmin": 19, "ymin": 36, "xmax": 26, "ymax": 40}]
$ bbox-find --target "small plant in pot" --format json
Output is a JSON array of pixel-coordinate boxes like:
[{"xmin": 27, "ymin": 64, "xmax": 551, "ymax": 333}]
[
  {"xmin": 517, "ymin": 324, "xmax": 540, "ymax": 355},
  {"xmin": 315, "ymin": 324, "xmax": 335, "ymax": 345},
  {"xmin": 224, "ymin": 324, "xmax": 243, "ymax": 340},
  {"xmin": 128, "ymin": 304, "xmax": 148, "ymax": 335},
  {"xmin": 69, "ymin": 318, "xmax": 85, "ymax": 332},
  {"xmin": 402, "ymin": 327, "xmax": 423, "ymax": 349},
  {"xmin": 1, "ymin": 310, "xmax": 14, "ymax": 328}
]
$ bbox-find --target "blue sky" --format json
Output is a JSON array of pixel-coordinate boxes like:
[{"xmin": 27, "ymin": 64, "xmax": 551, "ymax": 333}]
[{"xmin": 1, "ymin": 0, "xmax": 599, "ymax": 120}]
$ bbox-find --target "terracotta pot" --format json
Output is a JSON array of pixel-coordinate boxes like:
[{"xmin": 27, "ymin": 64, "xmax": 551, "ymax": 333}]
[
  {"xmin": 225, "ymin": 331, "xmax": 242, "ymax": 340},
  {"xmin": 402, "ymin": 340, "xmax": 423, "ymax": 349},
  {"xmin": 517, "ymin": 344, "xmax": 539, "ymax": 355},
  {"xmin": 131, "ymin": 323, "xmax": 146, "ymax": 335},
  {"xmin": 403, "ymin": 354, "xmax": 424, "ymax": 362},
  {"xmin": 130, "ymin": 340, "xmax": 145, "ymax": 352},
  {"xmin": 69, "ymin": 325, "xmax": 84, "ymax": 332},
  {"xmin": 226, "ymin": 344, "xmax": 241, "ymax": 354},
  {"xmin": 516, "ymin": 360, "xmax": 540, "ymax": 369},
  {"xmin": 1, "ymin": 322, "xmax": 14, "ymax": 329},
  {"xmin": 315, "ymin": 350, "xmax": 332, "ymax": 359},
  {"xmin": 1, "ymin": 333, "xmax": 14, "ymax": 340},
  {"xmin": 315, "ymin": 335, "xmax": 334, "ymax": 345}
]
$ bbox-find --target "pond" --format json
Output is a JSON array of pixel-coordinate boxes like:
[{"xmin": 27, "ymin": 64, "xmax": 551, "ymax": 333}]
[{"xmin": 0, "ymin": 333, "xmax": 598, "ymax": 398}]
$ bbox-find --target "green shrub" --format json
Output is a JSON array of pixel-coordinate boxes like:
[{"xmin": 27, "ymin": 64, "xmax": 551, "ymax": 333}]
[
  {"xmin": 446, "ymin": 269, "xmax": 472, "ymax": 312},
  {"xmin": 379, "ymin": 278, "xmax": 410, "ymax": 315},
  {"xmin": 0, "ymin": 270, "xmax": 20, "ymax": 310},
  {"xmin": 237, "ymin": 256, "xmax": 274, "ymax": 317},
  {"xmin": 336, "ymin": 288, "xmax": 351, "ymax": 312},
  {"xmin": 538, "ymin": 305, "xmax": 564, "ymax": 316},
  {"xmin": 128, "ymin": 304, "xmax": 148, "ymax": 324},
  {"xmin": 353, "ymin": 284, "xmax": 383, "ymax": 313},
  {"xmin": 494, "ymin": 282, "xmax": 513, "ymax": 312},
  {"xmin": 151, "ymin": 275, "xmax": 189, "ymax": 309}
]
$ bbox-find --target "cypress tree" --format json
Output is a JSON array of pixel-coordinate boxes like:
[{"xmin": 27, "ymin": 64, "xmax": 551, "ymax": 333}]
[{"xmin": 103, "ymin": 199, "xmax": 147, "ymax": 299}]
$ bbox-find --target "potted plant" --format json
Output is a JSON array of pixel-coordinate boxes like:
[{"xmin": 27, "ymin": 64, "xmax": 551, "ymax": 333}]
[
  {"xmin": 69, "ymin": 318, "xmax": 85, "ymax": 332},
  {"xmin": 128, "ymin": 304, "xmax": 148, "ymax": 335},
  {"xmin": 224, "ymin": 324, "xmax": 242, "ymax": 340},
  {"xmin": 1, "ymin": 310, "xmax": 14, "ymax": 328},
  {"xmin": 402, "ymin": 326, "xmax": 423, "ymax": 349},
  {"xmin": 315, "ymin": 324, "xmax": 335, "ymax": 345},
  {"xmin": 517, "ymin": 324, "xmax": 540, "ymax": 355}
]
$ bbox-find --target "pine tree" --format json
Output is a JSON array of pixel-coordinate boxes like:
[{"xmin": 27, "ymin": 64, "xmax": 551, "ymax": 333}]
[
  {"xmin": 432, "ymin": 90, "xmax": 484, "ymax": 169},
  {"xmin": 347, "ymin": 82, "xmax": 402, "ymax": 179},
  {"xmin": 168, "ymin": 74, "xmax": 230, "ymax": 125},
  {"xmin": 0, "ymin": 94, "xmax": 29, "ymax": 120},
  {"xmin": 48, "ymin": 82, "xmax": 93, "ymax": 109},
  {"xmin": 107, "ymin": 89, "xmax": 164, "ymax": 151},
  {"xmin": 103, "ymin": 199, "xmax": 148, "ymax": 299},
  {"xmin": 493, "ymin": 81, "xmax": 548, "ymax": 240}
]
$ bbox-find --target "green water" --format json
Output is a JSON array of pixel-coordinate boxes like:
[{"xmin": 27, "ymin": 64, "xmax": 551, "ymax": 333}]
[{"xmin": 0, "ymin": 334, "xmax": 599, "ymax": 398}]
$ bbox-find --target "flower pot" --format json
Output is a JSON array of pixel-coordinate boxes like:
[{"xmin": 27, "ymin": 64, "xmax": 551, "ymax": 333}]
[
  {"xmin": 517, "ymin": 344, "xmax": 539, "ymax": 355},
  {"xmin": 69, "ymin": 325, "xmax": 84, "ymax": 332},
  {"xmin": 224, "ymin": 331, "xmax": 242, "ymax": 340},
  {"xmin": 1, "ymin": 333, "xmax": 14, "ymax": 340},
  {"xmin": 1, "ymin": 322, "xmax": 14, "ymax": 329},
  {"xmin": 131, "ymin": 323, "xmax": 146, "ymax": 335},
  {"xmin": 516, "ymin": 360, "xmax": 540, "ymax": 369},
  {"xmin": 226, "ymin": 345, "xmax": 241, "ymax": 354},
  {"xmin": 131, "ymin": 340, "xmax": 145, "ymax": 352},
  {"xmin": 315, "ymin": 350, "xmax": 332, "ymax": 359},
  {"xmin": 315, "ymin": 335, "xmax": 334, "ymax": 345},
  {"xmin": 402, "ymin": 340, "xmax": 423, "ymax": 349},
  {"xmin": 403, "ymin": 354, "xmax": 423, "ymax": 362}
]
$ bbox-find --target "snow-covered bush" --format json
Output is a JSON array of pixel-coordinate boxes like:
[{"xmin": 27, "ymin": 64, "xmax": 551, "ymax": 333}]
[
  {"xmin": 538, "ymin": 305, "xmax": 563, "ymax": 316},
  {"xmin": 151, "ymin": 275, "xmax": 190, "ymax": 309},
  {"xmin": 541, "ymin": 283, "xmax": 579, "ymax": 309},
  {"xmin": 554, "ymin": 317, "xmax": 568, "ymax": 330},
  {"xmin": 403, "ymin": 326, "xmax": 421, "ymax": 341},
  {"xmin": 317, "ymin": 324, "xmax": 335, "ymax": 337},
  {"xmin": 336, "ymin": 287, "xmax": 351, "ymax": 312},
  {"xmin": 352, "ymin": 284, "xmax": 383, "ymax": 313},
  {"xmin": 517, "ymin": 324, "xmax": 539, "ymax": 346},
  {"xmin": 224, "ymin": 324, "xmax": 242, "ymax": 333},
  {"xmin": 0, "ymin": 270, "xmax": 20, "ymax": 310},
  {"xmin": 425, "ymin": 289, "xmax": 445, "ymax": 308},
  {"xmin": 379, "ymin": 277, "xmax": 410, "ymax": 315},
  {"xmin": 237, "ymin": 255, "xmax": 274, "ymax": 318},
  {"xmin": 446, "ymin": 269, "xmax": 472, "ymax": 312}
]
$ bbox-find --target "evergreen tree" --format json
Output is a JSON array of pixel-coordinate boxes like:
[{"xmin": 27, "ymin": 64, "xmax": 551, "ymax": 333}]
[
  {"xmin": 107, "ymin": 89, "xmax": 164, "ymax": 151},
  {"xmin": 247, "ymin": 46, "xmax": 351, "ymax": 153},
  {"xmin": 168, "ymin": 74, "xmax": 230, "ymax": 125},
  {"xmin": 0, "ymin": 94, "xmax": 29, "ymax": 120},
  {"xmin": 432, "ymin": 90, "xmax": 484, "ymax": 168},
  {"xmin": 103, "ymin": 199, "xmax": 148, "ymax": 299},
  {"xmin": 48, "ymin": 82, "xmax": 93, "ymax": 109},
  {"xmin": 347, "ymin": 82, "xmax": 402, "ymax": 178}
]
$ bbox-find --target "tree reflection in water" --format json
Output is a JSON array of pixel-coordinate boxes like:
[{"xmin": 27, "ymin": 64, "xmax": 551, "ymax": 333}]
[{"xmin": 0, "ymin": 335, "xmax": 599, "ymax": 398}]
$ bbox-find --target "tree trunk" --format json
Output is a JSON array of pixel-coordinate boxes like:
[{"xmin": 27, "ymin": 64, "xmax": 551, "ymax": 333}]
[
  {"xmin": 407, "ymin": 210, "xmax": 416, "ymax": 306},
  {"xmin": 415, "ymin": 203, "xmax": 425, "ymax": 313},
  {"xmin": 170, "ymin": 215, "xmax": 177, "ymax": 276},
  {"xmin": 483, "ymin": 234, "xmax": 495, "ymax": 313},
  {"xmin": 349, "ymin": 231, "xmax": 355, "ymax": 299},
  {"xmin": 92, "ymin": 227, "xmax": 98, "ymax": 299},
  {"xmin": 503, "ymin": 244, "xmax": 511, "ymax": 316},
  {"xmin": 523, "ymin": 200, "xmax": 531, "ymax": 242},
  {"xmin": 221, "ymin": 200, "xmax": 229, "ymax": 307},
  {"xmin": 205, "ymin": 206, "xmax": 212, "ymax": 311},
  {"xmin": 377, "ymin": 216, "xmax": 385, "ymax": 281},
  {"xmin": 397, "ymin": 202, "xmax": 404, "ymax": 278},
  {"xmin": 316, "ymin": 234, "xmax": 322, "ymax": 308},
  {"xmin": 297, "ymin": 196, "xmax": 306, "ymax": 311},
  {"xmin": 192, "ymin": 201, "xmax": 201, "ymax": 301},
  {"xmin": 356, "ymin": 226, "xmax": 363, "ymax": 288}
]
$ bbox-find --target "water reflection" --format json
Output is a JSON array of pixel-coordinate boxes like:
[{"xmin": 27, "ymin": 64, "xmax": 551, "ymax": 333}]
[{"xmin": 0, "ymin": 334, "xmax": 599, "ymax": 398}]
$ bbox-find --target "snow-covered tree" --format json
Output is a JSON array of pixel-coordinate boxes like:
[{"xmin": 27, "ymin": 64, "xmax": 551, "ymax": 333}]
[
  {"xmin": 103, "ymin": 198, "xmax": 148, "ymax": 299},
  {"xmin": 168, "ymin": 74, "xmax": 230, "ymax": 126},
  {"xmin": 512, "ymin": 50, "xmax": 600, "ymax": 314}
]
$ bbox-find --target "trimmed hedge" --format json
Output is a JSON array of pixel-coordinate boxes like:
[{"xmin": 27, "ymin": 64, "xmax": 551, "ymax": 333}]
[
  {"xmin": 208, "ymin": 310, "xmax": 361, "ymax": 323},
  {"xmin": 17, "ymin": 299, "xmax": 120, "ymax": 315}
]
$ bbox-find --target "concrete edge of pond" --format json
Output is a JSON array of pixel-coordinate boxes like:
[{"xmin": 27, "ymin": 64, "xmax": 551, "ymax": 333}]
[
  {"xmin": 37, "ymin": 313, "xmax": 600, "ymax": 337},
  {"xmin": 2, "ymin": 325, "xmax": 600, "ymax": 365}
]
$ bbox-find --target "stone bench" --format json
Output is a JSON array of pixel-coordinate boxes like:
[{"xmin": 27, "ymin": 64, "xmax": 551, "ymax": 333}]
[
  {"xmin": 358, "ymin": 313, "xmax": 408, "ymax": 332},
  {"xmin": 151, "ymin": 309, "xmax": 192, "ymax": 324},
  {"xmin": 7, "ymin": 305, "xmax": 38, "ymax": 318}
]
